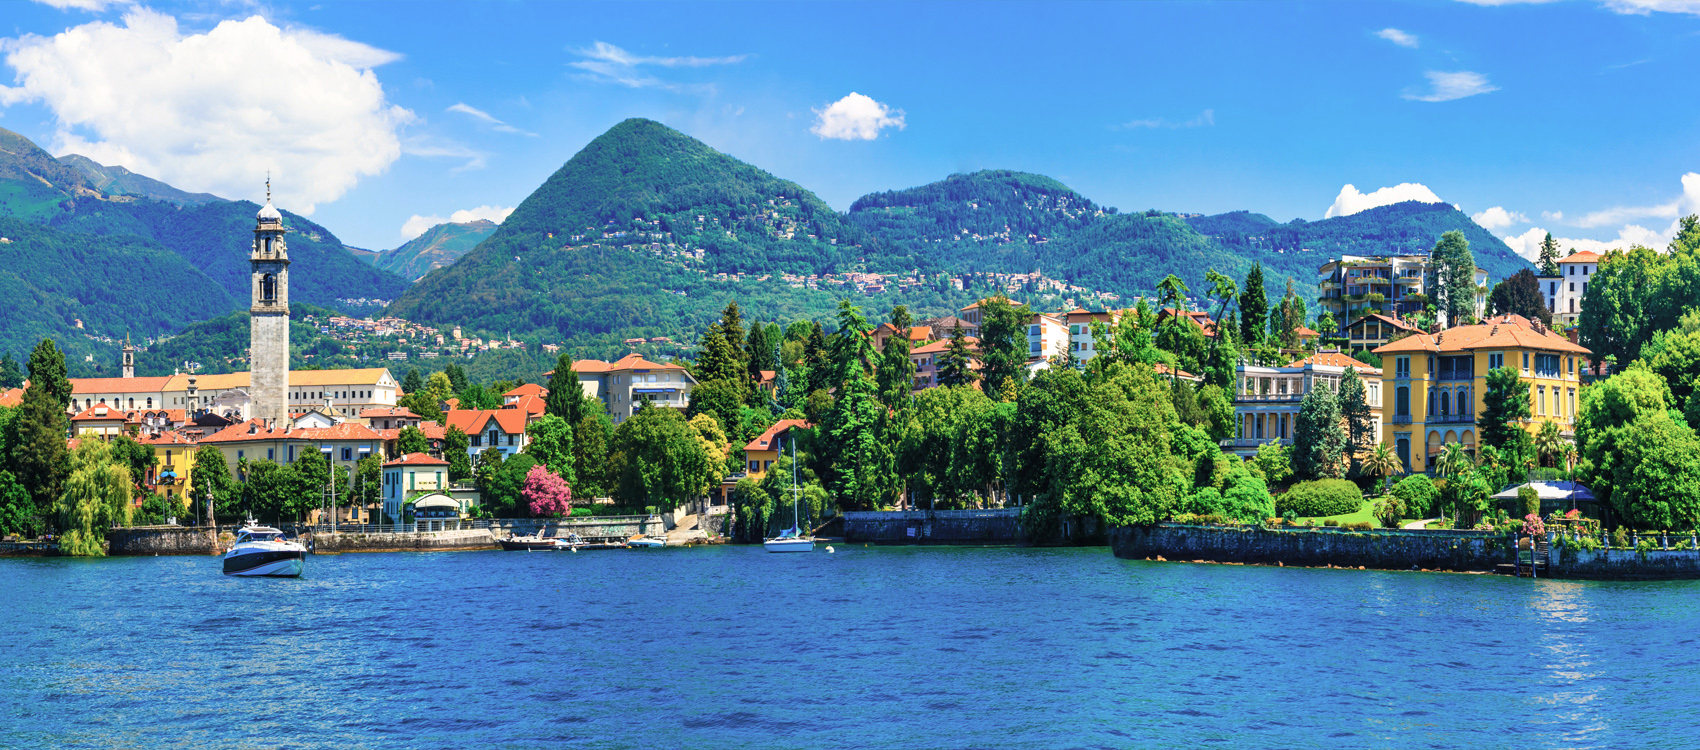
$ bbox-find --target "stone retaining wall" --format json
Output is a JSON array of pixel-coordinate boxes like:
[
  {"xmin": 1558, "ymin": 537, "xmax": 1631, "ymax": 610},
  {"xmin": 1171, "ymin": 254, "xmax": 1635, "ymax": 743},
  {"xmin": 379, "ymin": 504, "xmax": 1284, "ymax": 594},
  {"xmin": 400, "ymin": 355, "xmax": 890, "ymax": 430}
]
[
  {"xmin": 107, "ymin": 526, "xmax": 221, "ymax": 556},
  {"xmin": 313, "ymin": 528, "xmax": 496, "ymax": 553},
  {"xmin": 1548, "ymin": 545, "xmax": 1700, "ymax": 580},
  {"xmin": 1110, "ymin": 524, "xmax": 1505, "ymax": 571},
  {"xmin": 844, "ymin": 509, "xmax": 1027, "ymax": 545}
]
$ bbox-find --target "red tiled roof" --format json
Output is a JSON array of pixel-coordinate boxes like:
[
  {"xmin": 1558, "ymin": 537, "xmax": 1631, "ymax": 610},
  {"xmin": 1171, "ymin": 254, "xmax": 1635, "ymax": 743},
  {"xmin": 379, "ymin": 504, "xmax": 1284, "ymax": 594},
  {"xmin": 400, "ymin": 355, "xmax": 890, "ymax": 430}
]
[
  {"xmin": 1293, "ymin": 326, "xmax": 1321, "ymax": 338},
  {"xmin": 911, "ymin": 337, "xmax": 980, "ymax": 356},
  {"xmin": 418, "ymin": 422, "xmax": 446, "ymax": 440},
  {"xmin": 503, "ymin": 383, "xmax": 547, "ymax": 398},
  {"xmin": 70, "ymin": 405, "xmax": 132, "ymax": 422},
  {"xmin": 384, "ymin": 452, "xmax": 448, "ymax": 468},
  {"xmin": 743, "ymin": 419, "xmax": 812, "ymax": 452},
  {"xmin": 503, "ymin": 394, "xmax": 546, "ymax": 416},
  {"xmin": 199, "ymin": 419, "xmax": 384, "ymax": 444},
  {"xmin": 1559, "ymin": 251, "xmax": 1601, "ymax": 264},
  {"xmin": 138, "ymin": 431, "xmax": 198, "ymax": 446},
  {"xmin": 360, "ymin": 406, "xmax": 420, "ymax": 419},
  {"xmin": 1286, "ymin": 352, "xmax": 1380, "ymax": 372},
  {"xmin": 1373, "ymin": 314, "xmax": 1590, "ymax": 356},
  {"xmin": 444, "ymin": 409, "xmax": 529, "ymax": 436},
  {"xmin": 294, "ymin": 423, "xmax": 383, "ymax": 441},
  {"xmin": 68, "ymin": 376, "xmax": 173, "ymax": 393},
  {"xmin": 0, "ymin": 387, "xmax": 22, "ymax": 408}
]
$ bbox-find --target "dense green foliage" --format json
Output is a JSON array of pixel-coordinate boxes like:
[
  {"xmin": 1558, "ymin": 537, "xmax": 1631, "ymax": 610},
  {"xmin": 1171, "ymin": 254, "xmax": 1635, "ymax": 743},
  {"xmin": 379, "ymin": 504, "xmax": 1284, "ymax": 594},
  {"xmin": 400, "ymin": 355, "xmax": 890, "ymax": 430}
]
[
  {"xmin": 1488, "ymin": 269, "xmax": 1552, "ymax": 326},
  {"xmin": 1390, "ymin": 475, "xmax": 1440, "ymax": 519},
  {"xmin": 1293, "ymin": 383, "xmax": 1345, "ymax": 480},
  {"xmin": 57, "ymin": 154, "xmax": 222, "ymax": 206},
  {"xmin": 1276, "ymin": 479, "xmax": 1363, "ymax": 518},
  {"xmin": 1480, "ymin": 366, "xmax": 1531, "ymax": 451},
  {"xmin": 1578, "ymin": 217, "xmax": 1700, "ymax": 367},
  {"xmin": 1430, "ymin": 231, "xmax": 1479, "ymax": 326}
]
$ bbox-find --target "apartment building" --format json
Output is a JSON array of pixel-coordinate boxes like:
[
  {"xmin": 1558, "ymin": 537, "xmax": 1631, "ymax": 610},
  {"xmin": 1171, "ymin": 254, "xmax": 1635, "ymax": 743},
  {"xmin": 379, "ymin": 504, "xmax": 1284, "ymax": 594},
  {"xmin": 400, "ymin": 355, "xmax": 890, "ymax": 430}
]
[
  {"xmin": 569, "ymin": 353, "xmax": 698, "ymax": 424},
  {"xmin": 1372, "ymin": 313, "xmax": 1590, "ymax": 475},
  {"xmin": 1317, "ymin": 255, "xmax": 1488, "ymax": 334}
]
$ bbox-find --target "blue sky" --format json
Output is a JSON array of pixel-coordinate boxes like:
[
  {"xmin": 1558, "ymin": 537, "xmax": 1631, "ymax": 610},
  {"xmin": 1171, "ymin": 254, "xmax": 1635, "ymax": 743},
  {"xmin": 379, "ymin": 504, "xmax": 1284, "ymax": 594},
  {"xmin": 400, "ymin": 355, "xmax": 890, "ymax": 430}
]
[{"xmin": 2, "ymin": 0, "xmax": 1697, "ymax": 259}]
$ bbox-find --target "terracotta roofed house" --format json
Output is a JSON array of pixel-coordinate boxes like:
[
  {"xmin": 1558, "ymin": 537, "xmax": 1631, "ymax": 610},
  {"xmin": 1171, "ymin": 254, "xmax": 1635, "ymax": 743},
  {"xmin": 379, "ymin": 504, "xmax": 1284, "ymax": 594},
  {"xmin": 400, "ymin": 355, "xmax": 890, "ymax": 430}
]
[
  {"xmin": 444, "ymin": 409, "xmax": 532, "ymax": 460},
  {"xmin": 742, "ymin": 419, "xmax": 812, "ymax": 479},
  {"xmin": 1224, "ymin": 351, "xmax": 1381, "ymax": 459},
  {"xmin": 566, "ymin": 353, "xmax": 696, "ymax": 424},
  {"xmin": 1372, "ymin": 314, "xmax": 1589, "ymax": 474}
]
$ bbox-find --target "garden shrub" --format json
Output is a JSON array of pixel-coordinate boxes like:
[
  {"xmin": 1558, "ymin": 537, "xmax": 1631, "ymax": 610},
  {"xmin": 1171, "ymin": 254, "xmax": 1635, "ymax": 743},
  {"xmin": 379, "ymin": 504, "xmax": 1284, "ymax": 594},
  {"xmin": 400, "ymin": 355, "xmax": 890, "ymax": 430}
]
[
  {"xmin": 1323, "ymin": 518, "xmax": 1339, "ymax": 527},
  {"xmin": 1374, "ymin": 495, "xmax": 1407, "ymax": 529},
  {"xmin": 1345, "ymin": 521, "xmax": 1373, "ymax": 531},
  {"xmin": 1612, "ymin": 527, "xmax": 1630, "ymax": 548},
  {"xmin": 1519, "ymin": 486, "xmax": 1540, "ymax": 518},
  {"xmin": 1276, "ymin": 479, "xmax": 1364, "ymax": 518},
  {"xmin": 1390, "ymin": 475, "xmax": 1440, "ymax": 519}
]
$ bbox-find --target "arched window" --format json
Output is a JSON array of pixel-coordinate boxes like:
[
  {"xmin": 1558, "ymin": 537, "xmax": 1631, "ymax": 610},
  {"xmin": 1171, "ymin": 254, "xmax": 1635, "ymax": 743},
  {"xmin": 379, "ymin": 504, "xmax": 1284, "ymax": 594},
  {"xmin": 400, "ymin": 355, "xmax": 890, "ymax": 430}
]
[
  {"xmin": 146, "ymin": 398, "xmax": 152, "ymax": 408},
  {"xmin": 1438, "ymin": 390, "xmax": 1450, "ymax": 416},
  {"xmin": 261, "ymin": 274, "xmax": 277, "ymax": 302},
  {"xmin": 1456, "ymin": 390, "xmax": 1469, "ymax": 416}
]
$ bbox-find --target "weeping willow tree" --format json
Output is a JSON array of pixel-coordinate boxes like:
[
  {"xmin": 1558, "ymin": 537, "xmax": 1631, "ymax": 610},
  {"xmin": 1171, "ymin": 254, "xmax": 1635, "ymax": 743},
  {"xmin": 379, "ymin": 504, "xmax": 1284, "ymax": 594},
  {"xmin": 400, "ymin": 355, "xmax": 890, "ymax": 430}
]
[{"xmin": 56, "ymin": 437, "xmax": 133, "ymax": 556}]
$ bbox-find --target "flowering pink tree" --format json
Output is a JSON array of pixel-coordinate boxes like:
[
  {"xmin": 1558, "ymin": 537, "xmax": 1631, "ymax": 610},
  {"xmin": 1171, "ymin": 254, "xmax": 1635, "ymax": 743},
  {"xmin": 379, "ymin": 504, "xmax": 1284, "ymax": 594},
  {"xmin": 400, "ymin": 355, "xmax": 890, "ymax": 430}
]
[{"xmin": 522, "ymin": 465, "xmax": 573, "ymax": 518}]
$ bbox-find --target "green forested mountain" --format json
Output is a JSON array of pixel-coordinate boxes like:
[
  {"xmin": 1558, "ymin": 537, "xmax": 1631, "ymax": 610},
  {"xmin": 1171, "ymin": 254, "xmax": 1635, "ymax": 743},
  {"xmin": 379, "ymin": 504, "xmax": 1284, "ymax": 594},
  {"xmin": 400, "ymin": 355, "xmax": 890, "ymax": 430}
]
[
  {"xmin": 0, "ymin": 127, "xmax": 410, "ymax": 318},
  {"xmin": 43, "ymin": 196, "xmax": 411, "ymax": 312},
  {"xmin": 1189, "ymin": 201, "xmax": 1533, "ymax": 282},
  {"xmin": 0, "ymin": 217, "xmax": 237, "ymax": 374},
  {"xmin": 57, "ymin": 154, "xmax": 223, "ymax": 206},
  {"xmin": 847, "ymin": 169, "xmax": 1253, "ymax": 299},
  {"xmin": 387, "ymin": 119, "xmax": 945, "ymax": 347},
  {"xmin": 374, "ymin": 219, "xmax": 499, "ymax": 281}
]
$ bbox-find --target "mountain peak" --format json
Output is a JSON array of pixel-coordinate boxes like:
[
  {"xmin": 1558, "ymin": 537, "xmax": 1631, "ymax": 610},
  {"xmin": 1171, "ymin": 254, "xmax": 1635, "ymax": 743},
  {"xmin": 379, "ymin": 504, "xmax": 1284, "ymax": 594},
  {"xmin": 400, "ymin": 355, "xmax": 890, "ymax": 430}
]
[
  {"xmin": 57, "ymin": 154, "xmax": 223, "ymax": 206},
  {"xmin": 0, "ymin": 126, "xmax": 95, "ymax": 198}
]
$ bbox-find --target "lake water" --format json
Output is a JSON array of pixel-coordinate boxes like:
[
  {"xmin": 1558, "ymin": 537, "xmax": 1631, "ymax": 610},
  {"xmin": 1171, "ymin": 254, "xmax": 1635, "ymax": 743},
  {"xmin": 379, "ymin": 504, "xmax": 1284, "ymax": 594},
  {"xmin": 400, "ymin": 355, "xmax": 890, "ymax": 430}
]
[{"xmin": 4, "ymin": 545, "xmax": 1699, "ymax": 748}]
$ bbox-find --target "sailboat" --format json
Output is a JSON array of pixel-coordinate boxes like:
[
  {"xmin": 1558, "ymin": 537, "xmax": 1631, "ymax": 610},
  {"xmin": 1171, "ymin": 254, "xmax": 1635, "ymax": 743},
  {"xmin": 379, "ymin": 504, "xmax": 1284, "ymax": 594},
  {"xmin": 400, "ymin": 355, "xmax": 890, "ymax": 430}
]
[{"xmin": 764, "ymin": 440, "xmax": 816, "ymax": 553}]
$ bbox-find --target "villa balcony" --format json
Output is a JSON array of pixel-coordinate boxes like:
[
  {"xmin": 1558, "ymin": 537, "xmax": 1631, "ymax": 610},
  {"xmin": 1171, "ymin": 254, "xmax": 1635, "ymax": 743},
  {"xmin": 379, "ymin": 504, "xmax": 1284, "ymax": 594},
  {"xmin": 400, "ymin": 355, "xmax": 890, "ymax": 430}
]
[{"xmin": 1428, "ymin": 413, "xmax": 1475, "ymax": 424}]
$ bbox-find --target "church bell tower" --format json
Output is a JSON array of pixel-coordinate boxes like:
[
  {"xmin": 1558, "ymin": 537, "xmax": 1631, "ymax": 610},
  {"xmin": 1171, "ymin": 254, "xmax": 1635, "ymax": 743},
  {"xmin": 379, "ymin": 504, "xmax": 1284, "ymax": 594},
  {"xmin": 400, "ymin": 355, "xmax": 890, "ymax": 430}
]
[
  {"xmin": 121, "ymin": 333, "xmax": 135, "ymax": 379},
  {"xmin": 250, "ymin": 179, "xmax": 290, "ymax": 426}
]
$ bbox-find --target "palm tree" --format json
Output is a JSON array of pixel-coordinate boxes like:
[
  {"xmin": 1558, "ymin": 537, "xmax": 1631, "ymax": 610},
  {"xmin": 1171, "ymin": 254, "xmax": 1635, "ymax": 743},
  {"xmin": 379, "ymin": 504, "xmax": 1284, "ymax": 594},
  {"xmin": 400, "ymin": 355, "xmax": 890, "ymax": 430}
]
[
  {"xmin": 1434, "ymin": 442, "xmax": 1472, "ymax": 480},
  {"xmin": 1535, "ymin": 420, "xmax": 1565, "ymax": 469},
  {"xmin": 1363, "ymin": 442, "xmax": 1401, "ymax": 490}
]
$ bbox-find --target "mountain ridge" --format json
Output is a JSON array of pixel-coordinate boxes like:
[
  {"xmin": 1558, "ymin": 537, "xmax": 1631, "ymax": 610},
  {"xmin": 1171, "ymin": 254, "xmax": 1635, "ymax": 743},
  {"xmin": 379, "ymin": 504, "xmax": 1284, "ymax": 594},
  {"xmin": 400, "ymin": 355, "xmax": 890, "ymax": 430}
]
[{"xmin": 374, "ymin": 219, "xmax": 498, "ymax": 281}]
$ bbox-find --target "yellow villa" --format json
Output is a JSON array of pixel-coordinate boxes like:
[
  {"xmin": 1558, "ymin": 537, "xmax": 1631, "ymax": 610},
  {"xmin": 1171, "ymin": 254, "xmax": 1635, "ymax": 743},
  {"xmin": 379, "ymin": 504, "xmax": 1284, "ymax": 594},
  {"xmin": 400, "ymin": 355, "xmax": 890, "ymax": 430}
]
[{"xmin": 1372, "ymin": 314, "xmax": 1589, "ymax": 475}]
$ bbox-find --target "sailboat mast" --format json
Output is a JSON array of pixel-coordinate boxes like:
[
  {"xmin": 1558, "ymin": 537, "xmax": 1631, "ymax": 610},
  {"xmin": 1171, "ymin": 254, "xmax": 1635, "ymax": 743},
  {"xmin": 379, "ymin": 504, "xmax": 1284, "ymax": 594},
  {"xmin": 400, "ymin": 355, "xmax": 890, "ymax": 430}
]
[{"xmin": 791, "ymin": 438, "xmax": 799, "ymax": 530}]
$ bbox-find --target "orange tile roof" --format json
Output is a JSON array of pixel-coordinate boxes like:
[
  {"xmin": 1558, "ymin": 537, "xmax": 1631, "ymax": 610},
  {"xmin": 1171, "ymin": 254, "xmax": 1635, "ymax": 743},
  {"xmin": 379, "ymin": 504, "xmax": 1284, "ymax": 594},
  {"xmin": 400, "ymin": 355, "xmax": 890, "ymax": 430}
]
[
  {"xmin": 1154, "ymin": 363, "xmax": 1197, "ymax": 380},
  {"xmin": 199, "ymin": 419, "xmax": 385, "ymax": 445},
  {"xmin": 0, "ymin": 387, "xmax": 21, "ymax": 407},
  {"xmin": 1293, "ymin": 326, "xmax": 1321, "ymax": 338},
  {"xmin": 384, "ymin": 452, "xmax": 448, "ymax": 468},
  {"xmin": 571, "ymin": 353, "xmax": 687, "ymax": 374},
  {"xmin": 1372, "ymin": 315, "xmax": 1590, "ymax": 356},
  {"xmin": 1559, "ymin": 251, "xmax": 1601, "ymax": 264},
  {"xmin": 418, "ymin": 422, "xmax": 446, "ymax": 440},
  {"xmin": 294, "ymin": 423, "xmax": 383, "ymax": 441},
  {"xmin": 200, "ymin": 419, "xmax": 294, "ymax": 444},
  {"xmin": 360, "ymin": 406, "xmax": 420, "ymax": 419},
  {"xmin": 138, "ymin": 431, "xmax": 198, "ymax": 446},
  {"xmin": 743, "ymin": 419, "xmax": 812, "ymax": 452},
  {"xmin": 504, "ymin": 383, "xmax": 547, "ymax": 398},
  {"xmin": 68, "ymin": 376, "xmax": 173, "ymax": 393},
  {"xmin": 1348, "ymin": 313, "xmax": 1420, "ymax": 333},
  {"xmin": 1286, "ymin": 352, "xmax": 1380, "ymax": 372},
  {"xmin": 444, "ymin": 408, "xmax": 530, "ymax": 436},
  {"xmin": 503, "ymin": 394, "xmax": 546, "ymax": 416},
  {"xmin": 912, "ymin": 337, "xmax": 979, "ymax": 356}
]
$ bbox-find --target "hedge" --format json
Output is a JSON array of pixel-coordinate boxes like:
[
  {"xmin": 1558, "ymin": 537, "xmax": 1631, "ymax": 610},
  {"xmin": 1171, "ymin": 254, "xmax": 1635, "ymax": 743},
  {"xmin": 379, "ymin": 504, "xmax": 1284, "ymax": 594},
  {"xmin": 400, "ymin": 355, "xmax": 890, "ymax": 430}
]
[{"xmin": 1277, "ymin": 479, "xmax": 1364, "ymax": 518}]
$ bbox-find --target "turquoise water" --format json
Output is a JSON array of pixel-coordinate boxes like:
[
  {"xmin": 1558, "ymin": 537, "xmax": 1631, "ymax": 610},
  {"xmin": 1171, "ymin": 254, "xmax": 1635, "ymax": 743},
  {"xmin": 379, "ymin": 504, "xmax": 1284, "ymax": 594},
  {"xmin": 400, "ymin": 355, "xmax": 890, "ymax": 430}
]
[{"xmin": 3, "ymin": 545, "xmax": 1698, "ymax": 748}]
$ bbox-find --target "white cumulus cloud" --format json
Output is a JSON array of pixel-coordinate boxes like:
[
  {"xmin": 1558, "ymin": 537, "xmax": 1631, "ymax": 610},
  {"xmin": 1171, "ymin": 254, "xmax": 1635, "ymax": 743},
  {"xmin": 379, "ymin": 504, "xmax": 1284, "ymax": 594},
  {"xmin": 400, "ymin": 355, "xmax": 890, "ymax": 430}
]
[
  {"xmin": 1470, "ymin": 206, "xmax": 1527, "ymax": 230},
  {"xmin": 1402, "ymin": 71, "xmax": 1500, "ymax": 102},
  {"xmin": 1501, "ymin": 172, "xmax": 1700, "ymax": 259},
  {"xmin": 810, "ymin": 92, "xmax": 905, "ymax": 141},
  {"xmin": 400, "ymin": 205, "xmax": 514, "ymax": 241},
  {"xmin": 1114, "ymin": 109, "xmax": 1215, "ymax": 130},
  {"xmin": 1376, "ymin": 28, "xmax": 1420, "ymax": 48},
  {"xmin": 1325, "ymin": 183, "xmax": 1445, "ymax": 218},
  {"xmin": 1459, "ymin": 0, "xmax": 1700, "ymax": 16},
  {"xmin": 0, "ymin": 9, "xmax": 413, "ymax": 215}
]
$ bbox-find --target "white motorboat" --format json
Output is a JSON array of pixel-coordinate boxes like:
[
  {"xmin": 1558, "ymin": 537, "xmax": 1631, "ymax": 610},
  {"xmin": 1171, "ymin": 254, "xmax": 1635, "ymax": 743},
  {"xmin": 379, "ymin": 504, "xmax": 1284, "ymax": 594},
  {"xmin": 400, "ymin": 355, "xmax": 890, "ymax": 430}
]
[
  {"xmin": 764, "ymin": 441, "xmax": 816, "ymax": 553},
  {"xmin": 223, "ymin": 523, "xmax": 306, "ymax": 577},
  {"xmin": 627, "ymin": 535, "xmax": 666, "ymax": 549}
]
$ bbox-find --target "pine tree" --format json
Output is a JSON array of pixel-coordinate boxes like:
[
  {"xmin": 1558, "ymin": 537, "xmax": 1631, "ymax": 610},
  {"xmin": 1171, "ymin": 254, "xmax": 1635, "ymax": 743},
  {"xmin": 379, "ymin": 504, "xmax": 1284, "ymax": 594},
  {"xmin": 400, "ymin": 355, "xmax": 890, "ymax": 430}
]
[
  {"xmin": 9, "ymin": 340, "xmax": 70, "ymax": 528},
  {"xmin": 695, "ymin": 325, "xmax": 745, "ymax": 392},
  {"xmin": 1480, "ymin": 366, "xmax": 1531, "ymax": 451},
  {"xmin": 1430, "ymin": 230, "xmax": 1478, "ymax": 328},
  {"xmin": 545, "ymin": 352, "xmax": 582, "ymax": 424},
  {"xmin": 402, "ymin": 368, "xmax": 423, "ymax": 395},
  {"xmin": 444, "ymin": 363, "xmax": 469, "ymax": 393},
  {"xmin": 1240, "ymin": 263, "xmax": 1268, "ymax": 344},
  {"xmin": 0, "ymin": 353, "xmax": 21, "ymax": 389},
  {"xmin": 1538, "ymin": 232, "xmax": 1562, "ymax": 277},
  {"xmin": 1337, "ymin": 367, "xmax": 1374, "ymax": 474},
  {"xmin": 1293, "ymin": 382, "xmax": 1345, "ymax": 480},
  {"xmin": 745, "ymin": 321, "xmax": 771, "ymax": 388},
  {"xmin": 718, "ymin": 300, "xmax": 747, "ymax": 378},
  {"xmin": 826, "ymin": 300, "xmax": 876, "ymax": 389},
  {"xmin": 804, "ymin": 321, "xmax": 829, "ymax": 394},
  {"xmin": 876, "ymin": 307, "xmax": 917, "ymax": 408},
  {"xmin": 937, "ymin": 324, "xmax": 978, "ymax": 388}
]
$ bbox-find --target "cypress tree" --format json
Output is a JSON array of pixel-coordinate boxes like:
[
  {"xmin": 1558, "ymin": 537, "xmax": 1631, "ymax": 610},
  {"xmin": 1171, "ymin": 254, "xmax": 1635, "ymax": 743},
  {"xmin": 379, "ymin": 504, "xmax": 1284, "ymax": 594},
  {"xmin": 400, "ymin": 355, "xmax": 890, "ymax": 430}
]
[
  {"xmin": 1537, "ymin": 232, "xmax": 1561, "ymax": 277},
  {"xmin": 876, "ymin": 306, "xmax": 917, "ymax": 408},
  {"xmin": 804, "ymin": 321, "xmax": 829, "ymax": 394},
  {"xmin": 444, "ymin": 363, "xmax": 469, "ymax": 394},
  {"xmin": 1240, "ymin": 263, "xmax": 1268, "ymax": 343},
  {"xmin": 9, "ymin": 339, "xmax": 71, "ymax": 529},
  {"xmin": 718, "ymin": 301, "xmax": 747, "ymax": 378},
  {"xmin": 1293, "ymin": 381, "xmax": 1345, "ymax": 480},
  {"xmin": 746, "ymin": 321, "xmax": 771, "ymax": 388},
  {"xmin": 545, "ymin": 352, "xmax": 582, "ymax": 425},
  {"xmin": 1431, "ymin": 230, "xmax": 1478, "ymax": 327},
  {"xmin": 1338, "ymin": 367, "xmax": 1374, "ymax": 474}
]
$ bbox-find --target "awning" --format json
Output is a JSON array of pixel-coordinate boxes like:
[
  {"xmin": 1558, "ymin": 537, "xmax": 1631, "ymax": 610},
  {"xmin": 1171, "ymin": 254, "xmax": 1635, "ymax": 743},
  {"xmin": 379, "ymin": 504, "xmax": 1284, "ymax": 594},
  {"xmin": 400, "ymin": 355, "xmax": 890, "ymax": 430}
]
[
  {"xmin": 1490, "ymin": 481, "xmax": 1595, "ymax": 501},
  {"xmin": 410, "ymin": 493, "xmax": 458, "ymax": 509}
]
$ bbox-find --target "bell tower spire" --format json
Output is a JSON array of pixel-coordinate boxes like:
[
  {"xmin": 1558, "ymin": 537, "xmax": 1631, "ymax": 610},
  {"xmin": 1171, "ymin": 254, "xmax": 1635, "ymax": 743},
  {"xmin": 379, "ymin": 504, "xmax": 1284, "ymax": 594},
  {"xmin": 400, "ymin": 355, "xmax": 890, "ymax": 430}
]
[{"xmin": 249, "ymin": 178, "xmax": 290, "ymax": 426}]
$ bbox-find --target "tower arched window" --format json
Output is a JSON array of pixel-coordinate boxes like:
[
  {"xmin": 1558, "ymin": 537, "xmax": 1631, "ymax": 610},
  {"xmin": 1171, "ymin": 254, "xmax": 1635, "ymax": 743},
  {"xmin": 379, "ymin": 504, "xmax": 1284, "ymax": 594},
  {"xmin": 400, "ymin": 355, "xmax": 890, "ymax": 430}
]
[{"xmin": 261, "ymin": 274, "xmax": 277, "ymax": 302}]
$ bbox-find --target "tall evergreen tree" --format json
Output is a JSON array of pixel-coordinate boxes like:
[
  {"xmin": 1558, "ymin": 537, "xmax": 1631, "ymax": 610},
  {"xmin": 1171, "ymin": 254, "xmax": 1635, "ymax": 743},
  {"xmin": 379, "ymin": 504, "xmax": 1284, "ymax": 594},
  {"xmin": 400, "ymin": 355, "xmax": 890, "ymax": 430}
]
[
  {"xmin": 545, "ymin": 352, "xmax": 582, "ymax": 425},
  {"xmin": 1240, "ymin": 263, "xmax": 1268, "ymax": 343},
  {"xmin": 443, "ymin": 363, "xmax": 469, "ymax": 394},
  {"xmin": 876, "ymin": 306, "xmax": 918, "ymax": 408},
  {"xmin": 718, "ymin": 300, "xmax": 748, "ymax": 378},
  {"xmin": 1487, "ymin": 269, "xmax": 1553, "ymax": 326},
  {"xmin": 1271, "ymin": 278, "xmax": 1307, "ymax": 347},
  {"xmin": 1537, "ymin": 232, "xmax": 1562, "ymax": 277},
  {"xmin": 1337, "ymin": 367, "xmax": 1374, "ymax": 474},
  {"xmin": 444, "ymin": 426, "xmax": 472, "ymax": 480},
  {"xmin": 1293, "ymin": 382, "xmax": 1345, "ymax": 480},
  {"xmin": 402, "ymin": 368, "xmax": 424, "ymax": 395},
  {"xmin": 0, "ymin": 353, "xmax": 21, "ymax": 389},
  {"xmin": 937, "ymin": 325, "xmax": 978, "ymax": 388},
  {"xmin": 695, "ymin": 325, "xmax": 745, "ymax": 390},
  {"xmin": 826, "ymin": 300, "xmax": 877, "ymax": 388},
  {"xmin": 8, "ymin": 340, "xmax": 70, "ymax": 529},
  {"xmin": 1430, "ymin": 230, "xmax": 1479, "ymax": 327},
  {"xmin": 1480, "ymin": 366, "xmax": 1532, "ymax": 451},
  {"xmin": 804, "ymin": 321, "xmax": 829, "ymax": 394},
  {"xmin": 977, "ymin": 295, "xmax": 1032, "ymax": 397},
  {"xmin": 746, "ymin": 321, "xmax": 771, "ymax": 388}
]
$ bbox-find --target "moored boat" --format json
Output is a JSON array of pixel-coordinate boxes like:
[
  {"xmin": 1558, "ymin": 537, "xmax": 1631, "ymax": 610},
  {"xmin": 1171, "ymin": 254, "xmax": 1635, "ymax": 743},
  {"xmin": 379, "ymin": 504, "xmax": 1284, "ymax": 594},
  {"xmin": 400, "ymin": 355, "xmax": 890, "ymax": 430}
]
[
  {"xmin": 627, "ymin": 535, "xmax": 666, "ymax": 549},
  {"xmin": 223, "ymin": 523, "xmax": 306, "ymax": 577}
]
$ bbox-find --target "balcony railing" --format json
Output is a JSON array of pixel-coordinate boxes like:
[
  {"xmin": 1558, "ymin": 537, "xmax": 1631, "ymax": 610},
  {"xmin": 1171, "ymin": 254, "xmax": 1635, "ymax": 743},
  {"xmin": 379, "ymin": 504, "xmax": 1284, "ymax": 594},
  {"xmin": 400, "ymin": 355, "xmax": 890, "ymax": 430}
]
[
  {"xmin": 1428, "ymin": 413, "xmax": 1475, "ymax": 424},
  {"xmin": 1392, "ymin": 415, "xmax": 1413, "ymax": 425},
  {"xmin": 1234, "ymin": 393, "xmax": 1302, "ymax": 402},
  {"xmin": 1436, "ymin": 372, "xmax": 1475, "ymax": 382},
  {"xmin": 1224, "ymin": 438, "xmax": 1291, "ymax": 448}
]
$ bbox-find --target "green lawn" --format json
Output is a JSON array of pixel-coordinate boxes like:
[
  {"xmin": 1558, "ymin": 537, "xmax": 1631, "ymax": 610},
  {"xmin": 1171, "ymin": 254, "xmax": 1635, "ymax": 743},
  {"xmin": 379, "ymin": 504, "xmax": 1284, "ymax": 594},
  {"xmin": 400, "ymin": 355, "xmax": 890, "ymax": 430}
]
[{"xmin": 1293, "ymin": 499, "xmax": 1385, "ymax": 528}]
